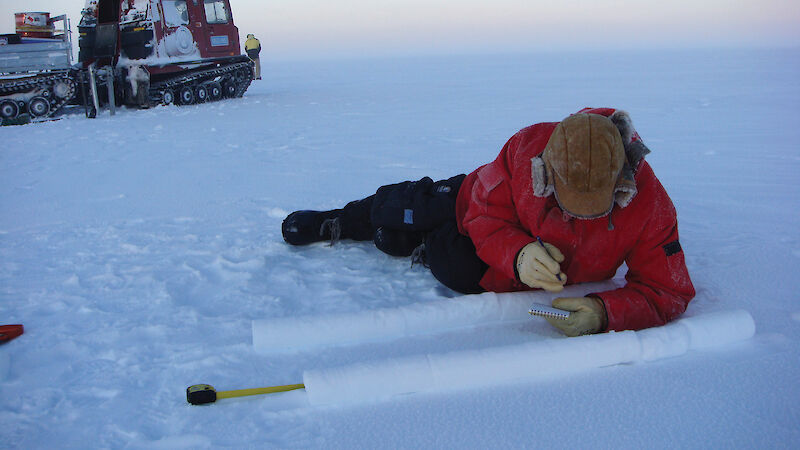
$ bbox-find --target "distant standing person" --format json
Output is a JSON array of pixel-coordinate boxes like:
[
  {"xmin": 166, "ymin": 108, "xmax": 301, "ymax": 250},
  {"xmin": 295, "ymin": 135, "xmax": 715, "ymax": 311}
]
[{"xmin": 245, "ymin": 33, "xmax": 262, "ymax": 80}]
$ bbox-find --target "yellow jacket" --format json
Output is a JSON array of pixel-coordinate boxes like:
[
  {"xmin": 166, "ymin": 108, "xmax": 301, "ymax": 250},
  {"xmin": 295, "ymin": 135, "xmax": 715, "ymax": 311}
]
[{"xmin": 245, "ymin": 36, "xmax": 261, "ymax": 52}]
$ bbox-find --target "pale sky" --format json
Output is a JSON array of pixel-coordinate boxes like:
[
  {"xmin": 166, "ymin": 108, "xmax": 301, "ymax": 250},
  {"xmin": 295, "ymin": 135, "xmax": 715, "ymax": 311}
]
[{"xmin": 2, "ymin": 0, "xmax": 799, "ymax": 58}]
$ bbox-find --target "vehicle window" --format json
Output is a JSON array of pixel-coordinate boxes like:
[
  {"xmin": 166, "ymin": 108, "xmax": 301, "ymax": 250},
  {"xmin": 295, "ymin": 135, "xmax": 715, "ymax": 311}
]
[
  {"xmin": 204, "ymin": 0, "xmax": 229, "ymax": 24},
  {"xmin": 163, "ymin": 0, "xmax": 189, "ymax": 27}
]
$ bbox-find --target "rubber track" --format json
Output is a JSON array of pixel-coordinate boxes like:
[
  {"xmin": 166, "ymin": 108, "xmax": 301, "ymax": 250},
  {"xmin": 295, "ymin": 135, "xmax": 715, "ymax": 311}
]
[
  {"xmin": 0, "ymin": 71, "xmax": 77, "ymax": 119},
  {"xmin": 148, "ymin": 59, "xmax": 254, "ymax": 102}
]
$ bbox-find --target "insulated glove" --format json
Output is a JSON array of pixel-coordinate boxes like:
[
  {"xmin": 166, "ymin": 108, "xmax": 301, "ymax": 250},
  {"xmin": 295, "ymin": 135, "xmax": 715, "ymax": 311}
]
[
  {"xmin": 545, "ymin": 297, "xmax": 608, "ymax": 337},
  {"xmin": 515, "ymin": 240, "xmax": 567, "ymax": 292}
]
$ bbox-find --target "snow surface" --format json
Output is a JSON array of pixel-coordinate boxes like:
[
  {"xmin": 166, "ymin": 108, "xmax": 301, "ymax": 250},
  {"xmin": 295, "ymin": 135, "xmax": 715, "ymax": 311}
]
[{"xmin": 2, "ymin": 48, "xmax": 800, "ymax": 448}]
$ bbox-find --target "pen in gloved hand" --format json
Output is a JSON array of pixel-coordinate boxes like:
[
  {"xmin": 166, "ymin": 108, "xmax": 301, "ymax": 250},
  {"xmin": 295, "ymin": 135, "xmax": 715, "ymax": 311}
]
[{"xmin": 536, "ymin": 236, "xmax": 562, "ymax": 281}]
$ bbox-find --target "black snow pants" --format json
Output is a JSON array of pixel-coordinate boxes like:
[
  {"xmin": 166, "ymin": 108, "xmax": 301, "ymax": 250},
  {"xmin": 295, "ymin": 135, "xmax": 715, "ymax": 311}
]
[{"xmin": 341, "ymin": 175, "xmax": 489, "ymax": 294}]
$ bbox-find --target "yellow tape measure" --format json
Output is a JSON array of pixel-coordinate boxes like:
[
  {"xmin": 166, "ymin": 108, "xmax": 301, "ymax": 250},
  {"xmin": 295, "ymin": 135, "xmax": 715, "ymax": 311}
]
[{"xmin": 186, "ymin": 383, "xmax": 305, "ymax": 405}]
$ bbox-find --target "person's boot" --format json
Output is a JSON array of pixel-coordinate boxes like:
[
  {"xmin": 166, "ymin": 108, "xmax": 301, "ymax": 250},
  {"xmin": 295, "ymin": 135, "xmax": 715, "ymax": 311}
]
[
  {"xmin": 373, "ymin": 227, "xmax": 425, "ymax": 257},
  {"xmin": 282, "ymin": 210, "xmax": 344, "ymax": 245},
  {"xmin": 282, "ymin": 198, "xmax": 375, "ymax": 246}
]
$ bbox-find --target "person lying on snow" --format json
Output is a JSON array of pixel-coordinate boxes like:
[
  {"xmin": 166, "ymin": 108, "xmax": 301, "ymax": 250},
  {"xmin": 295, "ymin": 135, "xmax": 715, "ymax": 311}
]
[{"xmin": 282, "ymin": 108, "xmax": 695, "ymax": 337}]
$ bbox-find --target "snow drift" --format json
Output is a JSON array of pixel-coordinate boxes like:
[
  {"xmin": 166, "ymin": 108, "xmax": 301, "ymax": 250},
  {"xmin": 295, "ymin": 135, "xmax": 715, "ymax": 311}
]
[{"xmin": 301, "ymin": 310, "xmax": 755, "ymax": 406}]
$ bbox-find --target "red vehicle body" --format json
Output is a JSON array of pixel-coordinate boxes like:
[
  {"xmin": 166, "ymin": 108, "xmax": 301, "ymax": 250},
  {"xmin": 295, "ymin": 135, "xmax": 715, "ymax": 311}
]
[
  {"xmin": 0, "ymin": 1, "xmax": 254, "ymax": 122},
  {"xmin": 78, "ymin": 0, "xmax": 255, "ymax": 107}
]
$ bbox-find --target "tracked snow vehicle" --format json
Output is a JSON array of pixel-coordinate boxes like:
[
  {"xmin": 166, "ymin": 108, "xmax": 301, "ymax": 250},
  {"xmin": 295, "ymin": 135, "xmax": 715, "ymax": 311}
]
[
  {"xmin": 0, "ymin": 13, "xmax": 78, "ymax": 121},
  {"xmin": 0, "ymin": 1, "xmax": 254, "ymax": 123},
  {"xmin": 78, "ymin": 0, "xmax": 254, "ymax": 110}
]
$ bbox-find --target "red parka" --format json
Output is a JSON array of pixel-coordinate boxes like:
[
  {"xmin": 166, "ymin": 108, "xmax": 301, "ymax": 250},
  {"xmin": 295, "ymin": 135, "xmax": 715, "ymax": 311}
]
[{"xmin": 455, "ymin": 108, "xmax": 695, "ymax": 332}]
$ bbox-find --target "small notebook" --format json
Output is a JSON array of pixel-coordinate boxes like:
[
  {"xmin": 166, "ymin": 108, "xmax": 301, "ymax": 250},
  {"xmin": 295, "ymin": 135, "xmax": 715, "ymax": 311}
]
[{"xmin": 528, "ymin": 303, "xmax": 570, "ymax": 320}]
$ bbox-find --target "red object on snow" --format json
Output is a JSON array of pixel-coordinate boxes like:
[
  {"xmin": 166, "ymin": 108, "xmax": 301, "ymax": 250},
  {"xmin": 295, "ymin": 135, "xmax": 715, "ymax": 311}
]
[{"xmin": 0, "ymin": 324, "xmax": 23, "ymax": 342}]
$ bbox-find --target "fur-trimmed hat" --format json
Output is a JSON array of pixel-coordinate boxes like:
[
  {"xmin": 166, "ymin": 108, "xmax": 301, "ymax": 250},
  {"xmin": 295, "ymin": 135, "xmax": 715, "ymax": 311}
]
[
  {"xmin": 531, "ymin": 110, "xmax": 650, "ymax": 219},
  {"xmin": 543, "ymin": 113, "xmax": 625, "ymax": 218}
]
